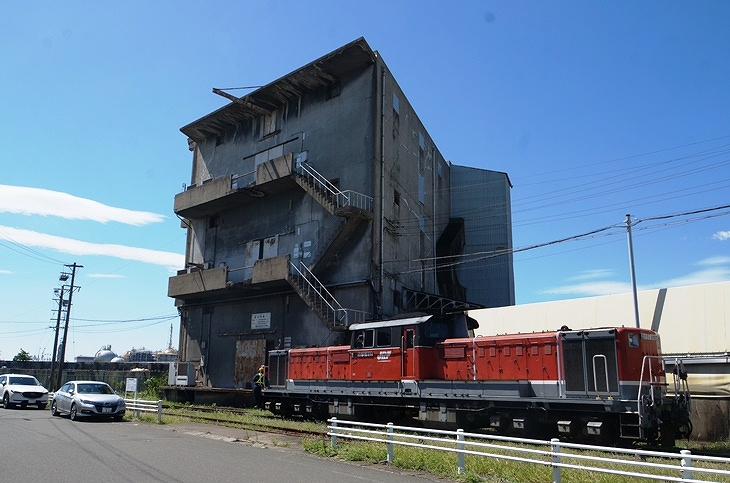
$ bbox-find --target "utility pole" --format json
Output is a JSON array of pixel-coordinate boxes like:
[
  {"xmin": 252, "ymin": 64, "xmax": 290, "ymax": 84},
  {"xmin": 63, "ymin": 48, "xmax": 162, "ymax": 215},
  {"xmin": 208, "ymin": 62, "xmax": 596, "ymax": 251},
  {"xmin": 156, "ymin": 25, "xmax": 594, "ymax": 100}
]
[
  {"xmin": 625, "ymin": 214, "xmax": 640, "ymax": 328},
  {"xmin": 55, "ymin": 263, "xmax": 82, "ymax": 391},
  {"xmin": 49, "ymin": 283, "xmax": 66, "ymax": 389}
]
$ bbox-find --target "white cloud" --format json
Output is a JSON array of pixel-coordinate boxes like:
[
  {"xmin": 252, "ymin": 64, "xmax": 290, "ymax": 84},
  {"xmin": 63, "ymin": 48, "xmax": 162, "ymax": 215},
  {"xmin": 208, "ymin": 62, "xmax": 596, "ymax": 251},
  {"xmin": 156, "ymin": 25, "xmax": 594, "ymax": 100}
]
[
  {"xmin": 713, "ymin": 231, "xmax": 730, "ymax": 241},
  {"xmin": 0, "ymin": 269, "xmax": 11, "ymax": 275},
  {"xmin": 88, "ymin": 273, "xmax": 126, "ymax": 279},
  {"xmin": 0, "ymin": 185, "xmax": 164, "ymax": 226},
  {"xmin": 0, "ymin": 226, "xmax": 184, "ymax": 269},
  {"xmin": 569, "ymin": 269, "xmax": 615, "ymax": 281},
  {"xmin": 656, "ymin": 267, "xmax": 730, "ymax": 288},
  {"xmin": 542, "ymin": 280, "xmax": 632, "ymax": 297},
  {"xmin": 697, "ymin": 256, "xmax": 730, "ymax": 266}
]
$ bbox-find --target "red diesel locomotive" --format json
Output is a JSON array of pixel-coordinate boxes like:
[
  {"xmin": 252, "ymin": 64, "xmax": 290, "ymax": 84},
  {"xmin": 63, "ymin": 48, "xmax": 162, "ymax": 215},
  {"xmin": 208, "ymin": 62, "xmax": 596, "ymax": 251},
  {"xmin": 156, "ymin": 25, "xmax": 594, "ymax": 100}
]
[{"xmin": 263, "ymin": 311, "xmax": 692, "ymax": 445}]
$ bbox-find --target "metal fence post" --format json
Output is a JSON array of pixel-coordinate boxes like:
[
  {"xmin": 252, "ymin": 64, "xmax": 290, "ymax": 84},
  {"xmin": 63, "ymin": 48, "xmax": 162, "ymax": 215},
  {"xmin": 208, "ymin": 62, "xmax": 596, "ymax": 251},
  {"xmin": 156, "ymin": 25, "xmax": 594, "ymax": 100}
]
[
  {"xmin": 156, "ymin": 400, "xmax": 163, "ymax": 423},
  {"xmin": 551, "ymin": 438, "xmax": 561, "ymax": 483},
  {"xmin": 135, "ymin": 396, "xmax": 141, "ymax": 419},
  {"xmin": 387, "ymin": 423, "xmax": 394, "ymax": 464},
  {"xmin": 680, "ymin": 450, "xmax": 693, "ymax": 480},
  {"xmin": 330, "ymin": 418, "xmax": 338, "ymax": 447},
  {"xmin": 457, "ymin": 429, "xmax": 465, "ymax": 475}
]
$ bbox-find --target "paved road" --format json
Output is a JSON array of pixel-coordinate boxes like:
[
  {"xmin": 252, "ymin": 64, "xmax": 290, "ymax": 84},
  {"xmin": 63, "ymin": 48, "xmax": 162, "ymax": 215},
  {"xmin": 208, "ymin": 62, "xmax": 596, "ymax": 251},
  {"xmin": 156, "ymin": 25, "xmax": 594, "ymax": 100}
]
[{"xmin": 1, "ymin": 406, "xmax": 447, "ymax": 482}]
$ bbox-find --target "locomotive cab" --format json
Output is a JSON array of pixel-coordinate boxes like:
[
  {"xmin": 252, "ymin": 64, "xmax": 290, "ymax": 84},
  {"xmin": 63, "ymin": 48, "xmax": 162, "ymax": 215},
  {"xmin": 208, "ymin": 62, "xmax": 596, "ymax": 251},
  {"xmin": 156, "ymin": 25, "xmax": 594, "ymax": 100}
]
[{"xmin": 350, "ymin": 312, "xmax": 471, "ymax": 350}]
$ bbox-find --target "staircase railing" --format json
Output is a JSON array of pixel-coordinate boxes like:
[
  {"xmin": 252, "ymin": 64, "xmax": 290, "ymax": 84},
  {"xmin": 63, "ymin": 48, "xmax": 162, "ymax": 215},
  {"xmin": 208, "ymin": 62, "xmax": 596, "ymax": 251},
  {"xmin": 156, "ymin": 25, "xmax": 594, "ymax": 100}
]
[
  {"xmin": 296, "ymin": 161, "xmax": 372, "ymax": 212},
  {"xmin": 289, "ymin": 261, "xmax": 347, "ymax": 328},
  {"xmin": 288, "ymin": 261, "xmax": 371, "ymax": 328}
]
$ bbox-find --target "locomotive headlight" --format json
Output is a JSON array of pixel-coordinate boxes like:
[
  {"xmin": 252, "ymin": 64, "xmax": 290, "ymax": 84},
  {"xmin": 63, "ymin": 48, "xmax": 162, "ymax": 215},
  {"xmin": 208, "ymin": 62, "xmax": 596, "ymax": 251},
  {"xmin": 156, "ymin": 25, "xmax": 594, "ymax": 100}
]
[{"xmin": 628, "ymin": 333, "xmax": 639, "ymax": 348}]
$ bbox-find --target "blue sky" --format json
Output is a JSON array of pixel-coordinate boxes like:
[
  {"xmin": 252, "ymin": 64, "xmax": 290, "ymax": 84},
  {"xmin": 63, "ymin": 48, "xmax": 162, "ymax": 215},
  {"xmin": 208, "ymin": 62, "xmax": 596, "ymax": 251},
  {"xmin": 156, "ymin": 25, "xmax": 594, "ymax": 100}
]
[{"xmin": 1, "ymin": 1, "xmax": 728, "ymax": 361}]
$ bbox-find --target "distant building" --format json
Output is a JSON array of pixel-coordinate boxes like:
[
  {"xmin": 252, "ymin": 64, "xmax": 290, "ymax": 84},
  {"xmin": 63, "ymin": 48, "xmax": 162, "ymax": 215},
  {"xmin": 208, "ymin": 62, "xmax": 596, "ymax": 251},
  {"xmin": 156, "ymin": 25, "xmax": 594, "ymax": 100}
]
[
  {"xmin": 168, "ymin": 38, "xmax": 514, "ymax": 388},
  {"xmin": 124, "ymin": 348, "xmax": 155, "ymax": 363},
  {"xmin": 155, "ymin": 348, "xmax": 178, "ymax": 363}
]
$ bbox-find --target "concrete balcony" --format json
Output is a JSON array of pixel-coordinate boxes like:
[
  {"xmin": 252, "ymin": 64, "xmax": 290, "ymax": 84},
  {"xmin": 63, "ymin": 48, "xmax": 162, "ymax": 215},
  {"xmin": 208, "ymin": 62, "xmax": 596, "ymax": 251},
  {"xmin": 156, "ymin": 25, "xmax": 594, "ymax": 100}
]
[
  {"xmin": 168, "ymin": 266, "xmax": 228, "ymax": 299},
  {"xmin": 174, "ymin": 153, "xmax": 296, "ymax": 219},
  {"xmin": 252, "ymin": 255, "xmax": 290, "ymax": 284},
  {"xmin": 168, "ymin": 255, "xmax": 292, "ymax": 301}
]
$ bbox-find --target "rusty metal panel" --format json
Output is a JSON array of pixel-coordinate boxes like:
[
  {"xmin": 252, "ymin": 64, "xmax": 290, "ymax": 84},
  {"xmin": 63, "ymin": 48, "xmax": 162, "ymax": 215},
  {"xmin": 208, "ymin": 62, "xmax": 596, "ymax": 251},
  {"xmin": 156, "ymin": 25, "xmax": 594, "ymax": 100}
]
[{"xmin": 234, "ymin": 339, "xmax": 266, "ymax": 388}]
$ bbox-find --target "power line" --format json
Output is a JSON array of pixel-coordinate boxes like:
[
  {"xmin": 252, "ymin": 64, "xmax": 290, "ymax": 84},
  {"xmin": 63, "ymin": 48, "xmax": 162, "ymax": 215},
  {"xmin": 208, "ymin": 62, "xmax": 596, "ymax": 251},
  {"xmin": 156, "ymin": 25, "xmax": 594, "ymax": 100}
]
[{"xmin": 383, "ymin": 203, "xmax": 730, "ymax": 276}]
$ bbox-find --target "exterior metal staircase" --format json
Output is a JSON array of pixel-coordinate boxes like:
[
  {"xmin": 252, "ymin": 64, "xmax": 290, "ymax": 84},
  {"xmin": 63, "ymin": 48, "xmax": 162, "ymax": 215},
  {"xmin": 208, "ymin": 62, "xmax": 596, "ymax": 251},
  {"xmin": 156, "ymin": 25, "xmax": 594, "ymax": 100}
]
[
  {"xmin": 288, "ymin": 161, "xmax": 373, "ymax": 329},
  {"xmin": 293, "ymin": 161, "xmax": 373, "ymax": 218},
  {"xmin": 293, "ymin": 161, "xmax": 373, "ymax": 273},
  {"xmin": 287, "ymin": 261, "xmax": 367, "ymax": 331}
]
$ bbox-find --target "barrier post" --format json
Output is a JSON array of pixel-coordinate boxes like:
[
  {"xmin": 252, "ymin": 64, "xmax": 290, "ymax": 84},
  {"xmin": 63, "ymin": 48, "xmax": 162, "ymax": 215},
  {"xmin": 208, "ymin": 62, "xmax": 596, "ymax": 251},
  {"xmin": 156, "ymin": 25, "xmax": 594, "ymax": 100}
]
[
  {"xmin": 551, "ymin": 438, "xmax": 562, "ymax": 483},
  {"xmin": 680, "ymin": 450, "xmax": 693, "ymax": 480},
  {"xmin": 387, "ymin": 423, "xmax": 394, "ymax": 464},
  {"xmin": 330, "ymin": 418, "xmax": 338, "ymax": 447},
  {"xmin": 156, "ymin": 400, "xmax": 163, "ymax": 423},
  {"xmin": 457, "ymin": 429, "xmax": 465, "ymax": 475}
]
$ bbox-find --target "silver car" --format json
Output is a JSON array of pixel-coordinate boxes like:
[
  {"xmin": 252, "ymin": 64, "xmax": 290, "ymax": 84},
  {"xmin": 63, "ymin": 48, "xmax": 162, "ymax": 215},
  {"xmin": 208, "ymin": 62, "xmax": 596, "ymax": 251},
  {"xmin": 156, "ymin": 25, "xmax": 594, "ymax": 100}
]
[
  {"xmin": 0, "ymin": 374, "xmax": 49, "ymax": 409},
  {"xmin": 51, "ymin": 380, "xmax": 126, "ymax": 421}
]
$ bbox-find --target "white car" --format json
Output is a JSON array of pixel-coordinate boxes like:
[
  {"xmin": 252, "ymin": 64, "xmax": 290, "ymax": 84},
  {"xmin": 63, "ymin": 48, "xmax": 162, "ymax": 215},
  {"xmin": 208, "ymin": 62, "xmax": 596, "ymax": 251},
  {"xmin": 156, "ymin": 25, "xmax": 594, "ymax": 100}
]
[
  {"xmin": 0, "ymin": 374, "xmax": 49, "ymax": 409},
  {"xmin": 51, "ymin": 380, "xmax": 126, "ymax": 421}
]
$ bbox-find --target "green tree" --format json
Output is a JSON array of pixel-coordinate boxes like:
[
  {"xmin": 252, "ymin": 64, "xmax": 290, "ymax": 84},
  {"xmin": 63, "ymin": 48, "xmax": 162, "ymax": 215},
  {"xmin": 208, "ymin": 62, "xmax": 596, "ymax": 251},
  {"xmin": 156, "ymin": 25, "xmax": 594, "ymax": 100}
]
[{"xmin": 13, "ymin": 349, "xmax": 32, "ymax": 362}]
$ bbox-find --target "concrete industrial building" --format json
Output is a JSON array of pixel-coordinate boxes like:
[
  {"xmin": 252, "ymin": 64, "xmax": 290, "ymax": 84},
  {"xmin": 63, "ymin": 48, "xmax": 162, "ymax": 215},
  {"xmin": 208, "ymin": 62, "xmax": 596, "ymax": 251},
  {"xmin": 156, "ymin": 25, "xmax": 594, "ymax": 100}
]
[{"xmin": 167, "ymin": 38, "xmax": 514, "ymax": 389}]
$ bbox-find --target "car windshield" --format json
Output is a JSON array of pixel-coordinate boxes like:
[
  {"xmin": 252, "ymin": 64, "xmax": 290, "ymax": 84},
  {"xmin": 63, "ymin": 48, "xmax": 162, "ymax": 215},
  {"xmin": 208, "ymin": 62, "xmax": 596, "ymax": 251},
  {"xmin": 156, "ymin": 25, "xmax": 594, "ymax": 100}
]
[
  {"xmin": 9, "ymin": 376, "xmax": 38, "ymax": 385},
  {"xmin": 77, "ymin": 383, "xmax": 113, "ymax": 395}
]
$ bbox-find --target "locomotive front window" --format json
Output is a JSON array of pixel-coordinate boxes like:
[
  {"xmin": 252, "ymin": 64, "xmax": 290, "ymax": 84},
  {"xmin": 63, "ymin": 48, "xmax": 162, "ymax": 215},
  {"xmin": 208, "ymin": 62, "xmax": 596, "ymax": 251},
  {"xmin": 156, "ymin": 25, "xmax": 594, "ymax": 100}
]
[
  {"xmin": 376, "ymin": 328, "xmax": 392, "ymax": 347},
  {"xmin": 353, "ymin": 329, "xmax": 375, "ymax": 348}
]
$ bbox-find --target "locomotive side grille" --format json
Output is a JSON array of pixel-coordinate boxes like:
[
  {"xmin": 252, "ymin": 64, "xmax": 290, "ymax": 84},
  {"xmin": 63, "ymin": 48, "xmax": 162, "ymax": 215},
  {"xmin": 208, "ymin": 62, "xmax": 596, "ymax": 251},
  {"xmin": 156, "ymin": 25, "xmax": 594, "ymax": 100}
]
[
  {"xmin": 585, "ymin": 338, "xmax": 618, "ymax": 393},
  {"xmin": 562, "ymin": 330, "xmax": 620, "ymax": 396},
  {"xmin": 563, "ymin": 339, "xmax": 586, "ymax": 392}
]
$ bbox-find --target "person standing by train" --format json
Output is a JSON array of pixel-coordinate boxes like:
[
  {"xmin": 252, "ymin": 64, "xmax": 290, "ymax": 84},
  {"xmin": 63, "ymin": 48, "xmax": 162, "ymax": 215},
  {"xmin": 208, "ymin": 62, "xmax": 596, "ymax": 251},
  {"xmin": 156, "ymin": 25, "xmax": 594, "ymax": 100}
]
[{"xmin": 252, "ymin": 365, "xmax": 268, "ymax": 408}]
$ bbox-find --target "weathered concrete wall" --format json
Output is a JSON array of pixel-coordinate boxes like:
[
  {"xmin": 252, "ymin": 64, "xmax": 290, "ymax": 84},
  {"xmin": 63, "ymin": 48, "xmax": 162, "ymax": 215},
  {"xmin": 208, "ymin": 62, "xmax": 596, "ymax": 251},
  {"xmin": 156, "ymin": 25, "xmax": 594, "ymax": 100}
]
[{"xmin": 689, "ymin": 397, "xmax": 730, "ymax": 441}]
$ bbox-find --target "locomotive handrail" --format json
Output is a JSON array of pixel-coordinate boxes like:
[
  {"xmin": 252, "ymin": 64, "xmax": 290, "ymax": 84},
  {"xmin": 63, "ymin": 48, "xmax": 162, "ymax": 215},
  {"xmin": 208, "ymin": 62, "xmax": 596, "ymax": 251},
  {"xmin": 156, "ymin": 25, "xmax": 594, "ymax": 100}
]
[
  {"xmin": 591, "ymin": 354, "xmax": 611, "ymax": 397},
  {"xmin": 637, "ymin": 355, "xmax": 663, "ymax": 420}
]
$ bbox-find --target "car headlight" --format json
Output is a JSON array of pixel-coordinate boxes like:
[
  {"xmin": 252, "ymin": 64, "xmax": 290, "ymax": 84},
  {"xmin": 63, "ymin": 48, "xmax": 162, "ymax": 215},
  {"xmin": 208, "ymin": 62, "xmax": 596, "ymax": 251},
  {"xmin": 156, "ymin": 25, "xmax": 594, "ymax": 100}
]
[
  {"xmin": 79, "ymin": 398, "xmax": 93, "ymax": 405},
  {"xmin": 118, "ymin": 399, "xmax": 126, "ymax": 407}
]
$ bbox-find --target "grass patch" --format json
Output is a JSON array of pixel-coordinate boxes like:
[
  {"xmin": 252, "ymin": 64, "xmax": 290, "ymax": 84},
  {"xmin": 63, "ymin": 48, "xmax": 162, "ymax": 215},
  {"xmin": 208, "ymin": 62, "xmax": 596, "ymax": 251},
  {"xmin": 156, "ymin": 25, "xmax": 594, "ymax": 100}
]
[{"xmin": 302, "ymin": 433, "xmax": 730, "ymax": 483}]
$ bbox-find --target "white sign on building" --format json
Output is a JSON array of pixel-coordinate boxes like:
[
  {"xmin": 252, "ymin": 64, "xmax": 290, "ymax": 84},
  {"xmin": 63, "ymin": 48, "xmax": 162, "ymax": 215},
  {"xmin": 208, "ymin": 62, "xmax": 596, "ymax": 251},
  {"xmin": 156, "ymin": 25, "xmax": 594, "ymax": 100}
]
[{"xmin": 251, "ymin": 312, "xmax": 271, "ymax": 330}]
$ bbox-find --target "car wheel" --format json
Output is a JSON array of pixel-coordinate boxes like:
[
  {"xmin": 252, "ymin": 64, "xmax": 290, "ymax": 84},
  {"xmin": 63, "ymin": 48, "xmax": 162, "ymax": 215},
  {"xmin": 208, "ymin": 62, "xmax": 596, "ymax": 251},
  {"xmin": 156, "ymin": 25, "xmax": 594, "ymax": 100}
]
[
  {"xmin": 69, "ymin": 403, "xmax": 78, "ymax": 421},
  {"xmin": 2, "ymin": 393, "xmax": 12, "ymax": 409},
  {"xmin": 51, "ymin": 401, "xmax": 60, "ymax": 416}
]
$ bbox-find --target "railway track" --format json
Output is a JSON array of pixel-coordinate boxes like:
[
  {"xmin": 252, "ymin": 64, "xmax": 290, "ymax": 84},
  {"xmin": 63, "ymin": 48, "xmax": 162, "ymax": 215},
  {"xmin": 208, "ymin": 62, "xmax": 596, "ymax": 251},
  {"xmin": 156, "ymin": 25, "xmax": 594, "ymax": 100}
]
[{"xmin": 163, "ymin": 404, "xmax": 325, "ymax": 437}]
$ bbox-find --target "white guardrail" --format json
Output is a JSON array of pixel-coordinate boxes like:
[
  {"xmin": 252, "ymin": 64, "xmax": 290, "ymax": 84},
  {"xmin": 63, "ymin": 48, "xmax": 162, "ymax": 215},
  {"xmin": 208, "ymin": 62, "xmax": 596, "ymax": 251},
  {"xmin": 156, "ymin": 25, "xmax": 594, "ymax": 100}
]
[
  {"xmin": 124, "ymin": 398, "xmax": 163, "ymax": 423},
  {"xmin": 327, "ymin": 418, "xmax": 730, "ymax": 482},
  {"xmin": 47, "ymin": 393, "xmax": 163, "ymax": 423}
]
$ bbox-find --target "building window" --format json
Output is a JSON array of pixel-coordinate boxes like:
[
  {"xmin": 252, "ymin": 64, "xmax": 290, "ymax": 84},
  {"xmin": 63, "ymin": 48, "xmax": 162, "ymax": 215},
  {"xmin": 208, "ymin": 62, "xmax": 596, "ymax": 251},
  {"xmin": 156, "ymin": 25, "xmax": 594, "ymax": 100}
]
[
  {"xmin": 392, "ymin": 93, "xmax": 400, "ymax": 139},
  {"xmin": 262, "ymin": 111, "xmax": 278, "ymax": 136},
  {"xmin": 418, "ymin": 132, "xmax": 425, "ymax": 172},
  {"xmin": 418, "ymin": 174, "xmax": 425, "ymax": 204}
]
